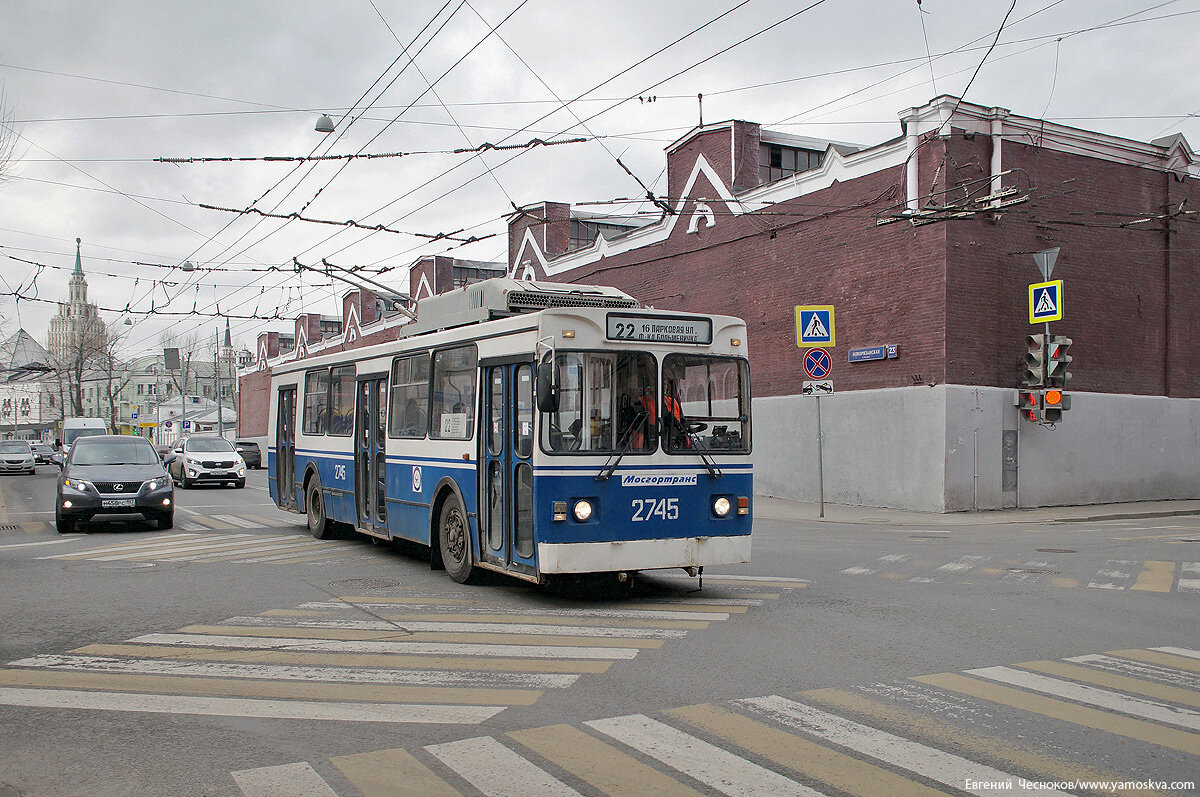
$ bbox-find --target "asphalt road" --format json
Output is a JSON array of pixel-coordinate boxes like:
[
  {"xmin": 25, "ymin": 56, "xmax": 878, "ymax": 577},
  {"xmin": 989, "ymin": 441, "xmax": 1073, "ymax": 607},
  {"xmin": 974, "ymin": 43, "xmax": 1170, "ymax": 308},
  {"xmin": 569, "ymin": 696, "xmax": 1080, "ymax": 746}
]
[{"xmin": 0, "ymin": 466, "xmax": 1196, "ymax": 796}]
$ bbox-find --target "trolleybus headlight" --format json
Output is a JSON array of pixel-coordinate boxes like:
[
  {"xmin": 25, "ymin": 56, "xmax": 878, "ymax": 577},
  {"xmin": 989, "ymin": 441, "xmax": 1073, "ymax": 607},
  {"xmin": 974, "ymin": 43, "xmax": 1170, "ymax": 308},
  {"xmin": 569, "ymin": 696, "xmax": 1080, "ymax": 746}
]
[
  {"xmin": 573, "ymin": 500, "xmax": 593, "ymax": 522},
  {"xmin": 712, "ymin": 496, "xmax": 732, "ymax": 517}
]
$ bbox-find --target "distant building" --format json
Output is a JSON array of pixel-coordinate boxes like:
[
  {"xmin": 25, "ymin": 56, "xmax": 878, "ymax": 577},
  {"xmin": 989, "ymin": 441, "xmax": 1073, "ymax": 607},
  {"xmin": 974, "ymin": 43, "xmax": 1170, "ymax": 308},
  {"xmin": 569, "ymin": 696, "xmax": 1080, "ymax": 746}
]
[{"xmin": 47, "ymin": 238, "xmax": 107, "ymax": 364}]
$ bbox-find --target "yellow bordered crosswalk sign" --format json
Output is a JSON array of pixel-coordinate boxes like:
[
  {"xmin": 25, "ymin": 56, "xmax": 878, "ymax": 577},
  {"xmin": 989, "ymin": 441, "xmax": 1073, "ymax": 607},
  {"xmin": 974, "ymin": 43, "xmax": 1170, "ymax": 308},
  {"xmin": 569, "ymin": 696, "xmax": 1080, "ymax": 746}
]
[
  {"xmin": 1029, "ymin": 280, "xmax": 1063, "ymax": 323},
  {"xmin": 796, "ymin": 305, "xmax": 835, "ymax": 347}
]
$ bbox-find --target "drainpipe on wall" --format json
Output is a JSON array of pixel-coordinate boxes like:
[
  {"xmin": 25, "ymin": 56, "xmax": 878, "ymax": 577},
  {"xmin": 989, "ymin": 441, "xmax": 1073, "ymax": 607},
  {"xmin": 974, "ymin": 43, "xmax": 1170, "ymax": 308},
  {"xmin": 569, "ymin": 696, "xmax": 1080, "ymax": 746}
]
[
  {"xmin": 904, "ymin": 110, "xmax": 920, "ymax": 213},
  {"xmin": 989, "ymin": 108, "xmax": 1010, "ymax": 207}
]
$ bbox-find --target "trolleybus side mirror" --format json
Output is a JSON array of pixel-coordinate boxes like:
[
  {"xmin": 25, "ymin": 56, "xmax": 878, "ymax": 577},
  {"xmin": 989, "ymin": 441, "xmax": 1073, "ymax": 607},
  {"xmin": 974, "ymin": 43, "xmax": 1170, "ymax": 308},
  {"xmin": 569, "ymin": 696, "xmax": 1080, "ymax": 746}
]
[{"xmin": 536, "ymin": 362, "xmax": 558, "ymax": 413}]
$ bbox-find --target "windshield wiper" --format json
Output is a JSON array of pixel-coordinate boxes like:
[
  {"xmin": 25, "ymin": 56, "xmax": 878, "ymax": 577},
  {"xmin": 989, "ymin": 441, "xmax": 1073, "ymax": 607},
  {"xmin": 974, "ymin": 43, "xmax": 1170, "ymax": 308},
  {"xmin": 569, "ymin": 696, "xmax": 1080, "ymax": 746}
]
[
  {"xmin": 596, "ymin": 409, "xmax": 646, "ymax": 482},
  {"xmin": 675, "ymin": 410, "xmax": 723, "ymax": 479}
]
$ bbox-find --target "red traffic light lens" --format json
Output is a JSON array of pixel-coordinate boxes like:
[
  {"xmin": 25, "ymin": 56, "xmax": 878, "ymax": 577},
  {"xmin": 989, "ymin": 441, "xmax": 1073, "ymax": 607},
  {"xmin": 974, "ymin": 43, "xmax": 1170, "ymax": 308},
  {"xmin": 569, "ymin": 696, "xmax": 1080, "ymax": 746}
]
[{"xmin": 1044, "ymin": 389, "xmax": 1062, "ymax": 406}]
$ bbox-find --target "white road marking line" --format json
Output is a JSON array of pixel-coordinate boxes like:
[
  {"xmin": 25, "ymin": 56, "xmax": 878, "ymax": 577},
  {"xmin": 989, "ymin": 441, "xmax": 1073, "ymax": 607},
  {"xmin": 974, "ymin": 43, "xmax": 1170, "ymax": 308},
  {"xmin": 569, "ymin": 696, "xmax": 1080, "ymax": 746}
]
[
  {"xmin": 1152, "ymin": 646, "xmax": 1200, "ymax": 660},
  {"xmin": 840, "ymin": 566, "xmax": 877, "ymax": 576},
  {"xmin": 965, "ymin": 665, "xmax": 1200, "ymax": 731},
  {"xmin": 132, "ymin": 633, "xmax": 639, "ymax": 660},
  {"xmin": 8, "ymin": 654, "xmax": 578, "ymax": 688},
  {"xmin": 297, "ymin": 601, "xmax": 729, "ymax": 622},
  {"xmin": 1087, "ymin": 560, "xmax": 1137, "ymax": 589},
  {"xmin": 34, "ymin": 532, "xmax": 205, "ymax": 559},
  {"xmin": 0, "ymin": 537, "xmax": 84, "ymax": 550},
  {"xmin": 0, "ymin": 686, "xmax": 503, "ymax": 723},
  {"xmin": 878, "ymin": 554, "xmax": 912, "ymax": 562},
  {"xmin": 234, "ymin": 546, "xmax": 353, "ymax": 563},
  {"xmin": 1179, "ymin": 579, "xmax": 1200, "ymax": 593},
  {"xmin": 1002, "ymin": 561, "xmax": 1056, "ymax": 583},
  {"xmin": 426, "ymin": 736, "xmax": 582, "ymax": 797},
  {"xmin": 162, "ymin": 540, "xmax": 326, "ymax": 562},
  {"xmin": 231, "ymin": 762, "xmax": 339, "ymax": 797},
  {"xmin": 220, "ymin": 616, "xmax": 687, "ymax": 639},
  {"xmin": 740, "ymin": 695, "xmax": 1068, "ymax": 797},
  {"xmin": 936, "ymin": 555, "xmax": 988, "ymax": 572},
  {"xmin": 1066, "ymin": 654, "xmax": 1200, "ymax": 689},
  {"xmin": 587, "ymin": 713, "xmax": 821, "ymax": 796},
  {"xmin": 212, "ymin": 514, "xmax": 264, "ymax": 529},
  {"xmin": 84, "ymin": 535, "xmax": 263, "ymax": 561}
]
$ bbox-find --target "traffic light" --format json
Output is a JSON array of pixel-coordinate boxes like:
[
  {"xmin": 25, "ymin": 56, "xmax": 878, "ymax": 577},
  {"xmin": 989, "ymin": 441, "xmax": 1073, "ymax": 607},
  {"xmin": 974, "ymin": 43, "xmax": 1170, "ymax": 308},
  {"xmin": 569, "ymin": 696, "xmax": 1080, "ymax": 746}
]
[
  {"xmin": 1041, "ymin": 388, "xmax": 1067, "ymax": 423},
  {"xmin": 1018, "ymin": 390, "xmax": 1042, "ymax": 423},
  {"xmin": 1021, "ymin": 334, "xmax": 1046, "ymax": 388},
  {"xmin": 1046, "ymin": 335, "xmax": 1072, "ymax": 388}
]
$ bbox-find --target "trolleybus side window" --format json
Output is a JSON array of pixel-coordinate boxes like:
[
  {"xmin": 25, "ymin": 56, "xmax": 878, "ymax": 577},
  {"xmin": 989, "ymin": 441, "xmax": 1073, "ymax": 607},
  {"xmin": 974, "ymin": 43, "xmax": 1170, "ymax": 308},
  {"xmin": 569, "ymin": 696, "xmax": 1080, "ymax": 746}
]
[
  {"xmin": 430, "ymin": 344, "xmax": 477, "ymax": 440},
  {"xmin": 329, "ymin": 365, "xmax": 356, "ymax": 436},
  {"xmin": 541, "ymin": 351, "xmax": 656, "ymax": 454},
  {"xmin": 388, "ymin": 353, "xmax": 429, "ymax": 439},
  {"xmin": 303, "ymin": 369, "xmax": 330, "ymax": 435},
  {"xmin": 662, "ymin": 354, "xmax": 750, "ymax": 453}
]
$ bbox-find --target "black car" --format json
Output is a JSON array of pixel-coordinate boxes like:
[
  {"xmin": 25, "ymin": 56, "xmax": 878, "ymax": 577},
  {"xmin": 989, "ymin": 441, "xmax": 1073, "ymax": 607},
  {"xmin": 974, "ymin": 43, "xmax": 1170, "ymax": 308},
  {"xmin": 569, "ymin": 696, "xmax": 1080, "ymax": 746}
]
[
  {"xmin": 56, "ymin": 435, "xmax": 174, "ymax": 533},
  {"xmin": 234, "ymin": 440, "xmax": 261, "ymax": 469},
  {"xmin": 30, "ymin": 442, "xmax": 55, "ymax": 464}
]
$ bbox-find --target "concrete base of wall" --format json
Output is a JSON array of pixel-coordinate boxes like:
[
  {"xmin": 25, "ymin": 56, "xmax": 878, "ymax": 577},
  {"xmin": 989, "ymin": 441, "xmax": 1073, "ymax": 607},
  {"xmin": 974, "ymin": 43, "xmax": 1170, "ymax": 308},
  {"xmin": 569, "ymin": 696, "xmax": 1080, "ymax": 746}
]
[{"xmin": 752, "ymin": 386, "xmax": 1200, "ymax": 513}]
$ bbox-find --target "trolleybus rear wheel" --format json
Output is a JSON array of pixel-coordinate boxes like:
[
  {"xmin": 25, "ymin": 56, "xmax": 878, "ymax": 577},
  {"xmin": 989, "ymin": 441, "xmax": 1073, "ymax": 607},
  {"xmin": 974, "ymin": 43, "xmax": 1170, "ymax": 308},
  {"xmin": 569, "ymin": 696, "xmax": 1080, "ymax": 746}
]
[
  {"xmin": 438, "ymin": 495, "xmax": 476, "ymax": 584},
  {"xmin": 307, "ymin": 477, "xmax": 331, "ymax": 539}
]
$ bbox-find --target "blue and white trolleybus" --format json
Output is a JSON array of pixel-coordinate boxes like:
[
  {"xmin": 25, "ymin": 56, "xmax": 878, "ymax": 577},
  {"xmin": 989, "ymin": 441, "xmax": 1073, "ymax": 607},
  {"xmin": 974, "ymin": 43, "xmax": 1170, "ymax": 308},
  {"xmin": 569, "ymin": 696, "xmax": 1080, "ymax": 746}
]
[{"xmin": 267, "ymin": 278, "xmax": 752, "ymax": 586}]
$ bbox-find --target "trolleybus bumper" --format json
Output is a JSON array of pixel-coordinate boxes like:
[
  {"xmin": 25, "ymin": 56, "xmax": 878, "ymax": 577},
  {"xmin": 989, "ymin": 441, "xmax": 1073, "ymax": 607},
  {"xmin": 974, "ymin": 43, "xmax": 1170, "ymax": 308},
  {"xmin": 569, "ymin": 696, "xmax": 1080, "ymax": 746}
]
[{"xmin": 536, "ymin": 535, "xmax": 751, "ymax": 574}]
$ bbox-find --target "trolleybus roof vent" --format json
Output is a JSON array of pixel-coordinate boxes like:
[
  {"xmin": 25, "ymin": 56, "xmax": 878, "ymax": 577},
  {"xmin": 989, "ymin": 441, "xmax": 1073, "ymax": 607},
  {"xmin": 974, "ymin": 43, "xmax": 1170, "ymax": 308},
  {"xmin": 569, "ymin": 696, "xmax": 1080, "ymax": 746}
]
[{"xmin": 403, "ymin": 278, "xmax": 639, "ymax": 336}]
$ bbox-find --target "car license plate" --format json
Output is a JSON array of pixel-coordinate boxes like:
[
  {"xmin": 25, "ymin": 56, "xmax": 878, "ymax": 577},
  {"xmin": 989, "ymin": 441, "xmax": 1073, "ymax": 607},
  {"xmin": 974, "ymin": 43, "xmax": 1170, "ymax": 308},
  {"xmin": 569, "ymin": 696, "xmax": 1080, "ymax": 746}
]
[{"xmin": 102, "ymin": 498, "xmax": 136, "ymax": 508}]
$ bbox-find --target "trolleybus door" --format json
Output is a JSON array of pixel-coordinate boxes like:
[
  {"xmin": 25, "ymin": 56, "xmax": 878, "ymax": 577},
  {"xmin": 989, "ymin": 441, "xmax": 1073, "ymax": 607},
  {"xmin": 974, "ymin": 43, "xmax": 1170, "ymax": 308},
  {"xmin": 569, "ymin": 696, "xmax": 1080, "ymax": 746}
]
[
  {"xmin": 480, "ymin": 361, "xmax": 536, "ymax": 577},
  {"xmin": 275, "ymin": 386, "xmax": 297, "ymax": 511},
  {"xmin": 355, "ymin": 376, "xmax": 388, "ymax": 536}
]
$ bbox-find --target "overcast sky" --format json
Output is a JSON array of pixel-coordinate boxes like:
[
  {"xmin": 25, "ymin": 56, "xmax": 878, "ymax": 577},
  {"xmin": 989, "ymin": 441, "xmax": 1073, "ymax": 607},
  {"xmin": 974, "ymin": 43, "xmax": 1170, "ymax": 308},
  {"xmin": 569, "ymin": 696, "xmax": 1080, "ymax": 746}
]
[{"xmin": 1, "ymin": 0, "xmax": 1196, "ymax": 357}]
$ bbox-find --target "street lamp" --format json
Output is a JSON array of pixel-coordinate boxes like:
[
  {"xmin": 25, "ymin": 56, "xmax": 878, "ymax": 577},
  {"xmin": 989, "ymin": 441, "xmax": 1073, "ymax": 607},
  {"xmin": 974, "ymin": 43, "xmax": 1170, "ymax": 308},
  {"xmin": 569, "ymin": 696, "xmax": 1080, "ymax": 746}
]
[{"xmin": 315, "ymin": 114, "xmax": 335, "ymax": 133}]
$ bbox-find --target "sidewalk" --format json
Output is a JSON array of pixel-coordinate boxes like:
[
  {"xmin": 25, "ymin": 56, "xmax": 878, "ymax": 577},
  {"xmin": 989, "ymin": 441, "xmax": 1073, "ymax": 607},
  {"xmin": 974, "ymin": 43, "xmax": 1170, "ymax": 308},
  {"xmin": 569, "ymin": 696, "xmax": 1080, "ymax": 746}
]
[{"xmin": 753, "ymin": 496, "xmax": 1200, "ymax": 527}]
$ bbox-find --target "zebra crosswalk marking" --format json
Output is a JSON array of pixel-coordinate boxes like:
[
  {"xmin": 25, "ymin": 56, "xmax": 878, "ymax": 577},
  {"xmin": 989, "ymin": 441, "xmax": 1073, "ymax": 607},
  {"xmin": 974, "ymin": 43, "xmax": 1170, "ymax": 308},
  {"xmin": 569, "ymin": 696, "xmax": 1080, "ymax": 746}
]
[
  {"xmin": 235, "ymin": 547, "xmax": 358, "ymax": 564},
  {"xmin": 160, "ymin": 539, "xmax": 330, "ymax": 562},
  {"xmin": 0, "ymin": 665, "xmax": 542, "ymax": 706},
  {"xmin": 1131, "ymin": 560, "xmax": 1175, "ymax": 592},
  {"xmin": 668, "ymin": 702, "xmax": 946, "ymax": 797},
  {"xmin": 739, "ymin": 695, "xmax": 1064, "ymax": 797},
  {"xmin": 71, "ymin": 643, "xmax": 614, "ymax": 674},
  {"xmin": 1016, "ymin": 659, "xmax": 1200, "ymax": 708},
  {"xmin": 426, "ymin": 736, "xmax": 583, "ymax": 797},
  {"xmin": 912, "ymin": 672, "xmax": 1200, "ymax": 754},
  {"xmin": 133, "ymin": 632, "xmax": 642, "ymax": 660},
  {"xmin": 9, "ymin": 653, "xmax": 579, "ymax": 689},
  {"xmin": 211, "ymin": 514, "xmax": 263, "ymax": 528},
  {"xmin": 94, "ymin": 536, "xmax": 302, "ymax": 562},
  {"xmin": 936, "ymin": 555, "xmax": 988, "ymax": 572},
  {"xmin": 231, "ymin": 762, "xmax": 340, "ymax": 797},
  {"xmin": 302, "ymin": 599, "xmax": 746, "ymax": 618},
  {"xmin": 1088, "ymin": 560, "xmax": 1137, "ymax": 589},
  {"xmin": 1066, "ymin": 653, "xmax": 1200, "ymax": 689},
  {"xmin": 586, "ymin": 713, "xmax": 823, "ymax": 797},
  {"xmin": 802, "ymin": 687, "xmax": 1147, "ymax": 797},
  {"xmin": 966, "ymin": 665, "xmax": 1200, "ymax": 731},
  {"xmin": 213, "ymin": 615, "xmax": 683, "ymax": 641},
  {"xmin": 507, "ymin": 724, "xmax": 707, "ymax": 797},
  {"xmin": 35, "ymin": 532, "xmax": 210, "ymax": 559},
  {"xmin": 1153, "ymin": 646, "xmax": 1200, "ymax": 660},
  {"xmin": 1109, "ymin": 648, "xmax": 1200, "ymax": 674},
  {"xmin": 329, "ymin": 748, "xmax": 460, "ymax": 797},
  {"xmin": 190, "ymin": 624, "xmax": 672, "ymax": 648},
  {"xmin": 0, "ymin": 686, "xmax": 502, "ymax": 724}
]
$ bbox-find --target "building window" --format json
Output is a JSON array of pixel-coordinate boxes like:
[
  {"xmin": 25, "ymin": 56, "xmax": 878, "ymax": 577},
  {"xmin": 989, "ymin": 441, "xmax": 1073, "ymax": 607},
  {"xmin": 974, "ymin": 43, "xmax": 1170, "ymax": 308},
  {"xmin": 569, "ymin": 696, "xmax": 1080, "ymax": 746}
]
[
  {"xmin": 137, "ymin": 384, "xmax": 144, "ymax": 395},
  {"xmin": 759, "ymin": 143, "xmax": 822, "ymax": 184},
  {"xmin": 567, "ymin": 218, "xmax": 632, "ymax": 252}
]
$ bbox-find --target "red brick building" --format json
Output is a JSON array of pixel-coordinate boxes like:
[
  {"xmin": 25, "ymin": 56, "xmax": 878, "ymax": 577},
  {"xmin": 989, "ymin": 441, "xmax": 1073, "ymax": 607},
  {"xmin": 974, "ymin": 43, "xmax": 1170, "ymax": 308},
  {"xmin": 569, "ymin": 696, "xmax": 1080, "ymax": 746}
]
[{"xmin": 239, "ymin": 95, "xmax": 1199, "ymax": 511}]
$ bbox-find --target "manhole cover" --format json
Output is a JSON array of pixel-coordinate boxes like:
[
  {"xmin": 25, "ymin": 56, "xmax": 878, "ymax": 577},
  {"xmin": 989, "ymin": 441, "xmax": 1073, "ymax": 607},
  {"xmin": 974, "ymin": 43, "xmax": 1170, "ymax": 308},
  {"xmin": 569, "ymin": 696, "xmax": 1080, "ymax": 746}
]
[
  {"xmin": 1036, "ymin": 548, "xmax": 1076, "ymax": 554},
  {"xmin": 1008, "ymin": 568, "xmax": 1061, "ymax": 575},
  {"xmin": 95, "ymin": 562, "xmax": 157, "ymax": 570},
  {"xmin": 329, "ymin": 578, "xmax": 400, "ymax": 589}
]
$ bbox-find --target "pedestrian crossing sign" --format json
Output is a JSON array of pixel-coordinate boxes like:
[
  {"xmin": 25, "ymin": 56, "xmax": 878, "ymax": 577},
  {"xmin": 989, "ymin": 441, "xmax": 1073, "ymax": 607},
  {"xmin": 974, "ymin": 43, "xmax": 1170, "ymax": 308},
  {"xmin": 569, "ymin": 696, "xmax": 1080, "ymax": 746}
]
[
  {"xmin": 1029, "ymin": 280, "xmax": 1063, "ymax": 323},
  {"xmin": 796, "ymin": 305, "xmax": 835, "ymax": 347}
]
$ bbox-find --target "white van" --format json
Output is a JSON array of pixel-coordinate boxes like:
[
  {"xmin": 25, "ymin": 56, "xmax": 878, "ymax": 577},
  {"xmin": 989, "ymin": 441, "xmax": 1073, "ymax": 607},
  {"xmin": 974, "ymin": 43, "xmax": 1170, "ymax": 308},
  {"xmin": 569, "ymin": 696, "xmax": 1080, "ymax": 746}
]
[{"xmin": 59, "ymin": 418, "xmax": 110, "ymax": 458}]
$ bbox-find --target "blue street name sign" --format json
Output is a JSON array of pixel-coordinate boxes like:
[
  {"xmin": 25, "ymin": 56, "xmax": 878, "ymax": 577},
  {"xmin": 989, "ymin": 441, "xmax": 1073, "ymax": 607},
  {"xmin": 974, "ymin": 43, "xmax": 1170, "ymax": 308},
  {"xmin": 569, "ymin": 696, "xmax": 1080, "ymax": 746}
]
[{"xmin": 848, "ymin": 346, "xmax": 887, "ymax": 363}]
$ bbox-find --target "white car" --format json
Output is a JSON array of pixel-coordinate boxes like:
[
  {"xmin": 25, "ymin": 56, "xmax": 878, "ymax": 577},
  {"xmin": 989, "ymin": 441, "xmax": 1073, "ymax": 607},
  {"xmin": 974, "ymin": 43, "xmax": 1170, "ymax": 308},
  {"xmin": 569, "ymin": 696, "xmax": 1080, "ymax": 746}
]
[
  {"xmin": 167, "ymin": 436, "xmax": 247, "ymax": 488},
  {"xmin": 0, "ymin": 440, "xmax": 36, "ymax": 474}
]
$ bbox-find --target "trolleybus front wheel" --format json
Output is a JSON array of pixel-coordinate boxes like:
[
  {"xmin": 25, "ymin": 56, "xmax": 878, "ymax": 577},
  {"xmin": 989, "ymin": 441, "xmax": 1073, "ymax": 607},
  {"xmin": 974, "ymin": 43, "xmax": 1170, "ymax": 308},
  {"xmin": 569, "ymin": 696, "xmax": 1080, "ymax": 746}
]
[{"xmin": 438, "ymin": 495, "xmax": 476, "ymax": 584}]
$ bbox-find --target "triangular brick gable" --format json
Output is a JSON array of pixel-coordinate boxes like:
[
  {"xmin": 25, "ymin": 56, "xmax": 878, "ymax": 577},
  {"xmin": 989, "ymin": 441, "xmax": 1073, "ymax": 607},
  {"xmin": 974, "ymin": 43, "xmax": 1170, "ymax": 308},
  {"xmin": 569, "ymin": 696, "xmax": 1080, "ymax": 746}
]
[{"xmin": 663, "ymin": 153, "xmax": 744, "ymax": 241}]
